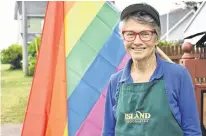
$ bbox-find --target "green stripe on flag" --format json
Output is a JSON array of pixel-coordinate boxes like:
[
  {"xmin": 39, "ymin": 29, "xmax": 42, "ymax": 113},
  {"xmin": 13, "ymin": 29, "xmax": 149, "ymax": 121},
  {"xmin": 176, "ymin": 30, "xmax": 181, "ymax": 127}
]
[
  {"xmin": 97, "ymin": 3, "xmax": 120, "ymax": 29},
  {"xmin": 66, "ymin": 3, "xmax": 119, "ymax": 98}
]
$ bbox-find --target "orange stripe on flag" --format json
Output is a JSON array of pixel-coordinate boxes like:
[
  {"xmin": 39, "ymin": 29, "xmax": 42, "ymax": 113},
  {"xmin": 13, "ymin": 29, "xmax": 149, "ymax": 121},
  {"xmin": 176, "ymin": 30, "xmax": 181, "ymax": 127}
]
[
  {"xmin": 45, "ymin": 2, "xmax": 67, "ymax": 136},
  {"xmin": 45, "ymin": 2, "xmax": 75, "ymax": 136},
  {"xmin": 64, "ymin": 1, "xmax": 75, "ymax": 17},
  {"xmin": 21, "ymin": 2, "xmax": 69, "ymax": 136}
]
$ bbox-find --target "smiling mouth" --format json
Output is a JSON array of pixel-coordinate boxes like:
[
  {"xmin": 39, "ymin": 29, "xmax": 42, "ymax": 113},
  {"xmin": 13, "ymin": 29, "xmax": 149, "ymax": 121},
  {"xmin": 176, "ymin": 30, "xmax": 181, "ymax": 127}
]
[{"xmin": 131, "ymin": 47, "xmax": 146, "ymax": 52}]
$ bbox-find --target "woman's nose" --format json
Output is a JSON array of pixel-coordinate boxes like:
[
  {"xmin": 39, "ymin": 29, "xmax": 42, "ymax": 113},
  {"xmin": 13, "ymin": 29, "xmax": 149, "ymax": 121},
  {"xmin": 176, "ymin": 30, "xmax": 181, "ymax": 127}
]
[{"xmin": 133, "ymin": 34, "xmax": 143, "ymax": 44}]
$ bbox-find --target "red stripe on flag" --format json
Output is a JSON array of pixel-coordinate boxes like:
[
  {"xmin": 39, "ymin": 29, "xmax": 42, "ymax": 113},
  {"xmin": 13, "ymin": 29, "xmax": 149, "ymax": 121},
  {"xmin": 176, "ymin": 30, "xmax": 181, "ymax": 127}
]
[{"xmin": 21, "ymin": 2, "xmax": 74, "ymax": 136}]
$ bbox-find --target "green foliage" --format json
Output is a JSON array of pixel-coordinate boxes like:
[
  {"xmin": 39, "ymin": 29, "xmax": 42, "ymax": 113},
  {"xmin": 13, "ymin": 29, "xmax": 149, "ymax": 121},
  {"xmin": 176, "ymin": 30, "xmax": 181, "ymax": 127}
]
[
  {"xmin": 158, "ymin": 40, "xmax": 180, "ymax": 47},
  {"xmin": 28, "ymin": 36, "xmax": 41, "ymax": 57},
  {"xmin": 0, "ymin": 36, "xmax": 41, "ymax": 76},
  {"xmin": 28, "ymin": 56, "xmax": 37, "ymax": 76},
  {"xmin": 1, "ymin": 44, "xmax": 22, "ymax": 69},
  {"xmin": 27, "ymin": 36, "xmax": 41, "ymax": 76}
]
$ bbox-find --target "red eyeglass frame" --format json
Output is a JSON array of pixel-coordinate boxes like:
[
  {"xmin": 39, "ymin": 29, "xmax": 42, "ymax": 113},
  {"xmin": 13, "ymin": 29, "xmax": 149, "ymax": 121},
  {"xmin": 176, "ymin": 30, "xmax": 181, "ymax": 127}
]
[{"xmin": 122, "ymin": 30, "xmax": 156, "ymax": 42}]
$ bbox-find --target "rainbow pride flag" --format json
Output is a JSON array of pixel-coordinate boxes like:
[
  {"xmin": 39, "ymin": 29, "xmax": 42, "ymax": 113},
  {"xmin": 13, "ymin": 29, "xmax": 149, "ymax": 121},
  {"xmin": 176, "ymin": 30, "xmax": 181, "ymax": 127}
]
[{"xmin": 21, "ymin": 1, "xmax": 130, "ymax": 136}]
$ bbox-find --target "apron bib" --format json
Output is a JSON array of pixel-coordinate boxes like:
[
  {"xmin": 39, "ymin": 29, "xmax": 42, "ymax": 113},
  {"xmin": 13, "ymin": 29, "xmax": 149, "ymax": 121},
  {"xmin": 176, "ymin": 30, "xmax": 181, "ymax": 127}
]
[{"xmin": 115, "ymin": 78, "xmax": 183, "ymax": 136}]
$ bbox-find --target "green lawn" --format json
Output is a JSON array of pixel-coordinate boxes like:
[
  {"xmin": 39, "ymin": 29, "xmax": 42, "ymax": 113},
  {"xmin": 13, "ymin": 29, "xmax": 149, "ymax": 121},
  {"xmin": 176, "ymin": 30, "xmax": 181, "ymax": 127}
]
[{"xmin": 1, "ymin": 64, "xmax": 33, "ymax": 124}]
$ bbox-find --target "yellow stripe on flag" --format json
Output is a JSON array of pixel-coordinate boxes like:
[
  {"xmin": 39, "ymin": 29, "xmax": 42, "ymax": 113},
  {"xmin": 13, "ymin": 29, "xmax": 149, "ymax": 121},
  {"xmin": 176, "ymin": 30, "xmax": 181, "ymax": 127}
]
[
  {"xmin": 64, "ymin": 1, "xmax": 105, "ymax": 57},
  {"xmin": 63, "ymin": 122, "xmax": 68, "ymax": 136}
]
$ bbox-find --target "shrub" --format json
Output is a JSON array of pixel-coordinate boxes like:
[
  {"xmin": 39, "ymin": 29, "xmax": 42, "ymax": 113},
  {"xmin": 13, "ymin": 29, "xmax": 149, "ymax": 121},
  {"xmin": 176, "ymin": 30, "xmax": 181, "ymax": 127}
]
[
  {"xmin": 28, "ymin": 56, "xmax": 37, "ymax": 76},
  {"xmin": 27, "ymin": 36, "xmax": 41, "ymax": 76},
  {"xmin": 28, "ymin": 36, "xmax": 41, "ymax": 57},
  {"xmin": 1, "ymin": 44, "xmax": 22, "ymax": 69}
]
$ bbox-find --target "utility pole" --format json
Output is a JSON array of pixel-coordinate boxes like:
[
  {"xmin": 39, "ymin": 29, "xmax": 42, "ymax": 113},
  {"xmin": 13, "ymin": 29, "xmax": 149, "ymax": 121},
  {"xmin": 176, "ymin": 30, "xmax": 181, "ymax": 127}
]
[{"xmin": 22, "ymin": 1, "xmax": 28, "ymax": 75}]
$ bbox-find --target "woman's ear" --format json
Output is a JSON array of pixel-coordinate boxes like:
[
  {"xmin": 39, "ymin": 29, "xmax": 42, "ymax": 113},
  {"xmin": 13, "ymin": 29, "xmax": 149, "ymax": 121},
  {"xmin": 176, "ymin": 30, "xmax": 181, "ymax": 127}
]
[{"xmin": 155, "ymin": 39, "xmax": 159, "ymax": 47}]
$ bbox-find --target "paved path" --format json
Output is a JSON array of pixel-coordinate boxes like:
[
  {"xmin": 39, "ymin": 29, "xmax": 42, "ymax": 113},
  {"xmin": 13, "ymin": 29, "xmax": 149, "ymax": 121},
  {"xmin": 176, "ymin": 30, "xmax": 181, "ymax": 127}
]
[{"xmin": 1, "ymin": 123, "xmax": 23, "ymax": 136}]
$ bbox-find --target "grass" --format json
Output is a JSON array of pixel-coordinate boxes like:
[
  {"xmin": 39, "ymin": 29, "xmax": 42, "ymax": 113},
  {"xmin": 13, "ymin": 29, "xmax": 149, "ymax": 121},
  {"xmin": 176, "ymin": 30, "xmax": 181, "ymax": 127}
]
[{"xmin": 1, "ymin": 64, "xmax": 33, "ymax": 124}]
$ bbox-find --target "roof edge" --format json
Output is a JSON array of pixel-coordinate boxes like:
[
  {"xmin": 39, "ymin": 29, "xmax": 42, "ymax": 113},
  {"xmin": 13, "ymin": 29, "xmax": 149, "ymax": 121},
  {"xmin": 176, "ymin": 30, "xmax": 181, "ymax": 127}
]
[
  {"xmin": 160, "ymin": 10, "xmax": 195, "ymax": 40},
  {"xmin": 184, "ymin": 1, "xmax": 206, "ymax": 33}
]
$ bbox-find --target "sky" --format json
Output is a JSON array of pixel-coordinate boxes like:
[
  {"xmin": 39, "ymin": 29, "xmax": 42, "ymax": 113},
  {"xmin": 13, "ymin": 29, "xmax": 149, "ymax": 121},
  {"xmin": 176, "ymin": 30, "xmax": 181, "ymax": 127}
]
[
  {"xmin": 0, "ymin": 1, "xmax": 18, "ymax": 51},
  {"xmin": 0, "ymin": 0, "xmax": 185, "ymax": 50},
  {"xmin": 115, "ymin": 0, "xmax": 183, "ymax": 14}
]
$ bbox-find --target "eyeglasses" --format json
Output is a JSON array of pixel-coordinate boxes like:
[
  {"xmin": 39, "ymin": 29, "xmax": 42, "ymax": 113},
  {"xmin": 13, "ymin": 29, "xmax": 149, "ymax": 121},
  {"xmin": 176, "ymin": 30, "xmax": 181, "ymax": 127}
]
[{"xmin": 122, "ymin": 30, "xmax": 156, "ymax": 42}]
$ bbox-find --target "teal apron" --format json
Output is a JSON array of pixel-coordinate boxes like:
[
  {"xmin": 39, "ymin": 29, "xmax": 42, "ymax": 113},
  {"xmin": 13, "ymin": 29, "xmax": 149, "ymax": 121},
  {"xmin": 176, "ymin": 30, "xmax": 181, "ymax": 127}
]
[{"xmin": 115, "ymin": 78, "xmax": 183, "ymax": 136}]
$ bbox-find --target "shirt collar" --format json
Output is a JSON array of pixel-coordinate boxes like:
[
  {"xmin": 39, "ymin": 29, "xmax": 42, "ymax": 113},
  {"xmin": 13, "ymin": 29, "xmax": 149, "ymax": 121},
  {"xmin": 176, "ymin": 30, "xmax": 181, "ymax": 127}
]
[{"xmin": 119, "ymin": 52, "xmax": 164, "ymax": 83}]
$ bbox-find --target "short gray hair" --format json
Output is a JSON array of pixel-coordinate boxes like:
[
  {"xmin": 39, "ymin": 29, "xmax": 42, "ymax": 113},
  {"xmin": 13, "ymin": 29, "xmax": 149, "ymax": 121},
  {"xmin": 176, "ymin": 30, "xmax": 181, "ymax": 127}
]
[{"xmin": 119, "ymin": 11, "xmax": 161, "ymax": 38}]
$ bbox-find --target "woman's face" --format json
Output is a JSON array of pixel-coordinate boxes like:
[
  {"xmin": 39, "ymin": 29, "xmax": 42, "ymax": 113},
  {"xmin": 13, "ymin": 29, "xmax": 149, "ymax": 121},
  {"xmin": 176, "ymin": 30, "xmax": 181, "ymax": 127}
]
[{"xmin": 121, "ymin": 18, "xmax": 158, "ymax": 61}]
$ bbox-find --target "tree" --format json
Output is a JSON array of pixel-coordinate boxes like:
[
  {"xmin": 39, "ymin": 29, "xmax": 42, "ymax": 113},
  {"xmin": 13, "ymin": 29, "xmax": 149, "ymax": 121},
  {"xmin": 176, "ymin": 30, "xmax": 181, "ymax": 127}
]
[
  {"xmin": 183, "ymin": 1, "xmax": 202, "ymax": 11},
  {"xmin": 175, "ymin": 1, "xmax": 202, "ymax": 11}
]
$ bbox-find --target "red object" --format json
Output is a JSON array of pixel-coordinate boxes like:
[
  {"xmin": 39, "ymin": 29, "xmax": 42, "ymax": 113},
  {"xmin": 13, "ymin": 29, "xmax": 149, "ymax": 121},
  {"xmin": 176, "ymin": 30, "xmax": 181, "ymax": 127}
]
[
  {"xmin": 182, "ymin": 42, "xmax": 193, "ymax": 53},
  {"xmin": 21, "ymin": 2, "xmax": 74, "ymax": 136},
  {"xmin": 122, "ymin": 30, "xmax": 156, "ymax": 42}
]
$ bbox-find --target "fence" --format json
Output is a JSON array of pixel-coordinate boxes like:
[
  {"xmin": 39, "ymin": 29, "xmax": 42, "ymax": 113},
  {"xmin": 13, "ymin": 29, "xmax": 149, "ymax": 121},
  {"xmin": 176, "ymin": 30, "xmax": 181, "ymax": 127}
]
[
  {"xmin": 161, "ymin": 44, "xmax": 206, "ymax": 134},
  {"xmin": 159, "ymin": 45, "xmax": 206, "ymax": 63}
]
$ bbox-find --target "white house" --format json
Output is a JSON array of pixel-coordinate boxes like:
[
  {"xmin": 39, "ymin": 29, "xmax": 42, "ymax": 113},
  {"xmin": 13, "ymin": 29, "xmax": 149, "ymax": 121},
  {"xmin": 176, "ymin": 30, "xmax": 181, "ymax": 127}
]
[
  {"xmin": 160, "ymin": 9, "xmax": 195, "ymax": 42},
  {"xmin": 14, "ymin": 1, "xmax": 47, "ymax": 44}
]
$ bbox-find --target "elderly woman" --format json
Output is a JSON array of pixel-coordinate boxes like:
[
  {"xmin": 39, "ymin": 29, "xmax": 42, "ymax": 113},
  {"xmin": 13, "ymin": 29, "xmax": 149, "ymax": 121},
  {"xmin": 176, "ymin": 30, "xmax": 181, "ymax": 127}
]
[{"xmin": 102, "ymin": 3, "xmax": 202, "ymax": 136}]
